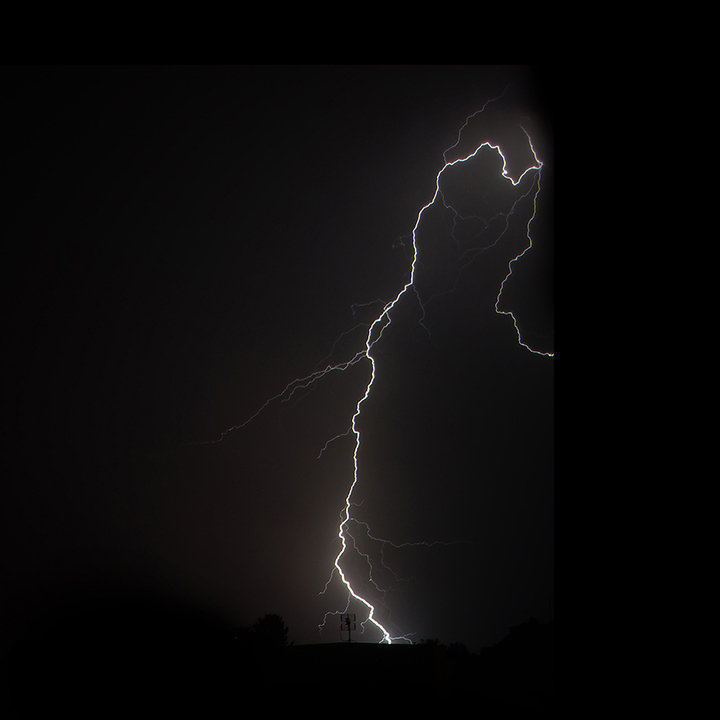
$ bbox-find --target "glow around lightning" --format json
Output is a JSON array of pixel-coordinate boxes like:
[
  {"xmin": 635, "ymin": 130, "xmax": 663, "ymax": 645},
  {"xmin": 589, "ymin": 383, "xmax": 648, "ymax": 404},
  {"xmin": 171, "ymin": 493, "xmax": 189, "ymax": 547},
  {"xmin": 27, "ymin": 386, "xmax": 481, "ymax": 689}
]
[{"xmin": 203, "ymin": 96, "xmax": 552, "ymax": 643}]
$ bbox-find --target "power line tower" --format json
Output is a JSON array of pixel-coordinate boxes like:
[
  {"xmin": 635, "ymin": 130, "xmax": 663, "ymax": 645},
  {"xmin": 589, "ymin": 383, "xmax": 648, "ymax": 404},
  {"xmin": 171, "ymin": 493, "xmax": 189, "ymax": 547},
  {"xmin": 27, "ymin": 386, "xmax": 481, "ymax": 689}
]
[{"xmin": 340, "ymin": 613, "xmax": 356, "ymax": 643}]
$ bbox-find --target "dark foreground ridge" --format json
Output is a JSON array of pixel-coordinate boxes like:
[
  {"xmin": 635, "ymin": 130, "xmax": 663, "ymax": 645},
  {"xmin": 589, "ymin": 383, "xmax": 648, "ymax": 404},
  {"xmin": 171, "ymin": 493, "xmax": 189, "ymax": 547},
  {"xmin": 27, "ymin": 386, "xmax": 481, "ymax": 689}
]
[
  {"xmin": 282, "ymin": 621, "xmax": 554, "ymax": 708},
  {"xmin": 6, "ymin": 599, "xmax": 553, "ymax": 715}
]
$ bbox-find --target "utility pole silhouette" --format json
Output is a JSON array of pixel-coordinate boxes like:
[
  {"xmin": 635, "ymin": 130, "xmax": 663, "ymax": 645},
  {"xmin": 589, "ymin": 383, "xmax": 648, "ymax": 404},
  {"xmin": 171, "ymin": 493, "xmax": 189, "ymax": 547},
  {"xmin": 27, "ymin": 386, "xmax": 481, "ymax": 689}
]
[{"xmin": 340, "ymin": 613, "xmax": 356, "ymax": 643}]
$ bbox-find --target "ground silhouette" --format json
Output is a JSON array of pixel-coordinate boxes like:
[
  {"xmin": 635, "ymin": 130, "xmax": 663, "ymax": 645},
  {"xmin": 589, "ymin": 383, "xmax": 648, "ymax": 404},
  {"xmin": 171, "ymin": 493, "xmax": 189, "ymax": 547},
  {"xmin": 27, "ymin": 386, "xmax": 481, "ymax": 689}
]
[
  {"xmin": 7, "ymin": 598, "xmax": 552, "ymax": 715},
  {"xmin": 279, "ymin": 618, "xmax": 554, "ymax": 707}
]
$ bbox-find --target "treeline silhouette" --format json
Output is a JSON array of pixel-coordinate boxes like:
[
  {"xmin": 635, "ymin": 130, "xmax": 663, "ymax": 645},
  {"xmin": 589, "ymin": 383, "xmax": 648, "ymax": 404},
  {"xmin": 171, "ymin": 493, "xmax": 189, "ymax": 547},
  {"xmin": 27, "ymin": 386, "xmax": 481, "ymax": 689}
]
[
  {"xmin": 281, "ymin": 618, "xmax": 554, "ymax": 707},
  {"xmin": 7, "ymin": 598, "xmax": 553, "ymax": 715},
  {"xmin": 416, "ymin": 618, "xmax": 555, "ymax": 707}
]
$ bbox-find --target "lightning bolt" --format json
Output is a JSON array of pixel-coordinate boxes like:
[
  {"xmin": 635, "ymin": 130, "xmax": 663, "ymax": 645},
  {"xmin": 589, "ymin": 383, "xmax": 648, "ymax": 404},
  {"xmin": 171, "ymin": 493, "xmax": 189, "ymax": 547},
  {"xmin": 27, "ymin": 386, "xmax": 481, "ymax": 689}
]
[
  {"xmin": 315, "ymin": 111, "xmax": 551, "ymax": 643},
  {"xmin": 199, "ymin": 89, "xmax": 553, "ymax": 643}
]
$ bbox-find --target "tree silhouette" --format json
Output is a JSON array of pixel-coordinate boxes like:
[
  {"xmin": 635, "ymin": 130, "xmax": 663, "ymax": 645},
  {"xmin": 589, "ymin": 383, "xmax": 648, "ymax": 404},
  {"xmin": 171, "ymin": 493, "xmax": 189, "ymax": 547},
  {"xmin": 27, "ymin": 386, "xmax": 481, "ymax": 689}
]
[
  {"xmin": 251, "ymin": 613, "xmax": 290, "ymax": 648},
  {"xmin": 418, "ymin": 638, "xmax": 443, "ymax": 647}
]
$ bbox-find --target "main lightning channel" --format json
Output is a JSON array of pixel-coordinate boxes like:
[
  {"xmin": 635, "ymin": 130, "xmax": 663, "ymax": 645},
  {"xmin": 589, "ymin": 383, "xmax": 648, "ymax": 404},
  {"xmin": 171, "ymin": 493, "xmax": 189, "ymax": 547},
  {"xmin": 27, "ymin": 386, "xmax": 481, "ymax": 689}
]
[
  {"xmin": 323, "ymin": 129, "xmax": 549, "ymax": 643},
  {"xmin": 195, "ymin": 103, "xmax": 552, "ymax": 644}
]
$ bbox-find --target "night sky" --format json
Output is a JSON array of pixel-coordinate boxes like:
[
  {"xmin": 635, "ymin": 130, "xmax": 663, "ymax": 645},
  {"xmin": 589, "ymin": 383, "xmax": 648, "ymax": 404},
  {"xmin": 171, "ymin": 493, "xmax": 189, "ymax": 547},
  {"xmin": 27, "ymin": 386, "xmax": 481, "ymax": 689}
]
[{"xmin": 2, "ymin": 65, "xmax": 553, "ymax": 657}]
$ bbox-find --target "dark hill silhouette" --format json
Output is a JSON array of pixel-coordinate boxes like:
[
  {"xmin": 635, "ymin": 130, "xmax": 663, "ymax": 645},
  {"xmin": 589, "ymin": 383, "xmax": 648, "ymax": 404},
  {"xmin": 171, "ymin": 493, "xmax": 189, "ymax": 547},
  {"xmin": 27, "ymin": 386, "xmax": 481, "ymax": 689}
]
[
  {"xmin": 466, "ymin": 617, "xmax": 554, "ymax": 708},
  {"xmin": 8, "ymin": 599, "xmax": 552, "ymax": 714},
  {"xmin": 278, "ymin": 619, "xmax": 553, "ymax": 707}
]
